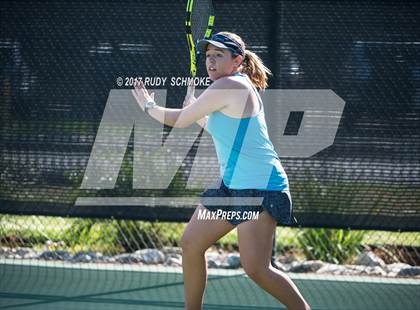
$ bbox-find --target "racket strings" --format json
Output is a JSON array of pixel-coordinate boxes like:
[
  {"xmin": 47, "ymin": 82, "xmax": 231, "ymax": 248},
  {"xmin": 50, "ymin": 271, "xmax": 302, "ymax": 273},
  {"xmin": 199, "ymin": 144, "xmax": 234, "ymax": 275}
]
[{"xmin": 190, "ymin": 0, "xmax": 213, "ymax": 41}]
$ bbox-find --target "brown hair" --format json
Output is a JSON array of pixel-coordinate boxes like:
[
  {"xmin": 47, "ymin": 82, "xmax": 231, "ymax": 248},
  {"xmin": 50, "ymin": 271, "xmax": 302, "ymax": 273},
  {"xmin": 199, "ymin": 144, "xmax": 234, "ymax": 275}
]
[{"xmin": 218, "ymin": 31, "xmax": 272, "ymax": 90}]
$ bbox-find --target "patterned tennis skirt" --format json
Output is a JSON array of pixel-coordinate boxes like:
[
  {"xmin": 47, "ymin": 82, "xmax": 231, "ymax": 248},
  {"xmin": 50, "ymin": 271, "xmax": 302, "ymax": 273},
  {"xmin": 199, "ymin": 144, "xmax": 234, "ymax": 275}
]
[{"xmin": 200, "ymin": 179, "xmax": 297, "ymax": 226}]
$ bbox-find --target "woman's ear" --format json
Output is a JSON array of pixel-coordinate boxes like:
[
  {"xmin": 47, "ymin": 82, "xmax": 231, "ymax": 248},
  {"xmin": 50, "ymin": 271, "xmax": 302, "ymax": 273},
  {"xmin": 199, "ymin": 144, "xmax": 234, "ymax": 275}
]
[{"xmin": 233, "ymin": 55, "xmax": 244, "ymax": 67}]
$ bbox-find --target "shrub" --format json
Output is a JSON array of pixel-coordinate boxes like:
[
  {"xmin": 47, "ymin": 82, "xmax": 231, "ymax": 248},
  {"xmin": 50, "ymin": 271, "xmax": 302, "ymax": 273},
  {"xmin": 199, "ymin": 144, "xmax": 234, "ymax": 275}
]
[
  {"xmin": 298, "ymin": 228, "xmax": 365, "ymax": 264},
  {"xmin": 63, "ymin": 218, "xmax": 184, "ymax": 255}
]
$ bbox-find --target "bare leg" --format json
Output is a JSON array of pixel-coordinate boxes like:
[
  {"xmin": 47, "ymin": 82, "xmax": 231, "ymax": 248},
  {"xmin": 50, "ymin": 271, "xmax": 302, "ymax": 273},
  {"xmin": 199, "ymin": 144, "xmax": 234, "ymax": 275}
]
[
  {"xmin": 181, "ymin": 205, "xmax": 235, "ymax": 310},
  {"xmin": 237, "ymin": 211, "xmax": 311, "ymax": 310}
]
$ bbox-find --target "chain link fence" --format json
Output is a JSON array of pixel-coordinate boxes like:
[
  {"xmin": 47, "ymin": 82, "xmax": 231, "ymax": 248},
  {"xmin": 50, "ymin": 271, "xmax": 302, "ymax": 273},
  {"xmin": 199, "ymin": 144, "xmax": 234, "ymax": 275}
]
[{"xmin": 1, "ymin": 215, "xmax": 419, "ymax": 278}]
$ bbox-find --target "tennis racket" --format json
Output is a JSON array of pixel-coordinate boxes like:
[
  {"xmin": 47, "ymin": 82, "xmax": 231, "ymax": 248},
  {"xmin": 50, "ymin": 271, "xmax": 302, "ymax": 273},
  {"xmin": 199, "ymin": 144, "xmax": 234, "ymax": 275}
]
[{"xmin": 185, "ymin": 0, "xmax": 215, "ymax": 78}]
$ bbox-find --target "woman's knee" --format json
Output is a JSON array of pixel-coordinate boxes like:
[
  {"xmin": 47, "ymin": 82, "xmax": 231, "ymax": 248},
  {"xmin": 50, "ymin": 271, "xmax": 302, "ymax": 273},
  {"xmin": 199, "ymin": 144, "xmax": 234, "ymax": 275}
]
[
  {"xmin": 180, "ymin": 230, "xmax": 206, "ymax": 255},
  {"xmin": 180, "ymin": 231, "xmax": 194, "ymax": 253},
  {"xmin": 241, "ymin": 258, "xmax": 269, "ymax": 281}
]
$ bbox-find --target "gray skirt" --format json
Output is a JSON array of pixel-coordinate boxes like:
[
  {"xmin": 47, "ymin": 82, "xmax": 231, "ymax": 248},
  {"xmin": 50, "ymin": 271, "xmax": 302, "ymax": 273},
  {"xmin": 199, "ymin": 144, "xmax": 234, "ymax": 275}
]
[{"xmin": 200, "ymin": 180, "xmax": 297, "ymax": 226}]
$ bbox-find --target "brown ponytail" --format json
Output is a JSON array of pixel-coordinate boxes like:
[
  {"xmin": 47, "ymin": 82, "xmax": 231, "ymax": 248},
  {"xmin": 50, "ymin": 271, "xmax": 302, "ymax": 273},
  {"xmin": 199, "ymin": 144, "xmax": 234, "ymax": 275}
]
[
  {"xmin": 218, "ymin": 31, "xmax": 272, "ymax": 90},
  {"xmin": 242, "ymin": 49, "xmax": 272, "ymax": 90}
]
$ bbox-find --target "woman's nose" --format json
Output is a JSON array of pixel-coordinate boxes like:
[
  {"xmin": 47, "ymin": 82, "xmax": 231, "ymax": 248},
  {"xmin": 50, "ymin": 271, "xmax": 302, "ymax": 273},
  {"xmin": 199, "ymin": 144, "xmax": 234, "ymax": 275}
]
[{"xmin": 207, "ymin": 55, "xmax": 216, "ymax": 62}]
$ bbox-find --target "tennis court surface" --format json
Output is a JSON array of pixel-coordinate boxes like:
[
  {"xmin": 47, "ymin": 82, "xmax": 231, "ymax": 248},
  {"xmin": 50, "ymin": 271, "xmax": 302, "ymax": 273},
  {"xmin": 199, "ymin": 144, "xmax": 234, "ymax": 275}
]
[{"xmin": 1, "ymin": 260, "xmax": 418, "ymax": 310}]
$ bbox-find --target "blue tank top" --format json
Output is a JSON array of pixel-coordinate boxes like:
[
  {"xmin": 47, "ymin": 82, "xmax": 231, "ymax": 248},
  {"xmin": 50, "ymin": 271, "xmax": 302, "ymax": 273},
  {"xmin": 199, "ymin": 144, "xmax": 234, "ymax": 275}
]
[{"xmin": 206, "ymin": 73, "xmax": 289, "ymax": 191}]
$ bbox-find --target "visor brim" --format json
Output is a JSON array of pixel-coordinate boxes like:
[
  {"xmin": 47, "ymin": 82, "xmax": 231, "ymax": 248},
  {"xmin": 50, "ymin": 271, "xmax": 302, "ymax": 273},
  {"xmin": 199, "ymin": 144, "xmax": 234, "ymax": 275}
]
[{"xmin": 197, "ymin": 39, "xmax": 230, "ymax": 54}]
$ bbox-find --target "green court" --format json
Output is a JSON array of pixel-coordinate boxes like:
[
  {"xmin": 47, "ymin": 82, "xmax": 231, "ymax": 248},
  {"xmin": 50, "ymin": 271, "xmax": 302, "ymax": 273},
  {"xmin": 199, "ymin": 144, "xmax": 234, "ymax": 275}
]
[{"xmin": 1, "ymin": 260, "xmax": 418, "ymax": 310}]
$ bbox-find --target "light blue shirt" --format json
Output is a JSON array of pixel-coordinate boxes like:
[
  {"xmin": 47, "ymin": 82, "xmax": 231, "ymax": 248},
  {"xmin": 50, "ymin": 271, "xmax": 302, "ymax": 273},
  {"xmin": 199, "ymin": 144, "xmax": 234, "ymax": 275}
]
[{"xmin": 207, "ymin": 74, "xmax": 289, "ymax": 191}]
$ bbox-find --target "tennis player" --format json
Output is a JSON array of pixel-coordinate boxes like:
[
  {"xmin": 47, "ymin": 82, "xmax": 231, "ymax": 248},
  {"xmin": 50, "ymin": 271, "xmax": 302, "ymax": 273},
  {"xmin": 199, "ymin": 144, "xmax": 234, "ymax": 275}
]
[{"xmin": 132, "ymin": 32, "xmax": 311, "ymax": 310}]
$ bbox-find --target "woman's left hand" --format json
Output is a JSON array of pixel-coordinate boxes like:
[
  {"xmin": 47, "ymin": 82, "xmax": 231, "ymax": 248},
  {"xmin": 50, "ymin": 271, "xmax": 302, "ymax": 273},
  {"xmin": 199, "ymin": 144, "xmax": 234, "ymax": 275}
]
[
  {"xmin": 183, "ymin": 83, "xmax": 196, "ymax": 108},
  {"xmin": 131, "ymin": 80, "xmax": 155, "ymax": 111}
]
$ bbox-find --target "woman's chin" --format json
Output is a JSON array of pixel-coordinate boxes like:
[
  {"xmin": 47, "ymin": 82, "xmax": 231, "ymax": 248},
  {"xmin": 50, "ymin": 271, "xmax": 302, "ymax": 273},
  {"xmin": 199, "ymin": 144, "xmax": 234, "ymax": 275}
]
[{"xmin": 208, "ymin": 73, "xmax": 217, "ymax": 81}]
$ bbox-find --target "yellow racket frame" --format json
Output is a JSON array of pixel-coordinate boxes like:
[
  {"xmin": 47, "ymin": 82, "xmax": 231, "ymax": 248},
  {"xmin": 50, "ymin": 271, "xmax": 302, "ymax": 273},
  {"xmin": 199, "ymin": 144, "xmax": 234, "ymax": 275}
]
[{"xmin": 185, "ymin": 0, "xmax": 215, "ymax": 77}]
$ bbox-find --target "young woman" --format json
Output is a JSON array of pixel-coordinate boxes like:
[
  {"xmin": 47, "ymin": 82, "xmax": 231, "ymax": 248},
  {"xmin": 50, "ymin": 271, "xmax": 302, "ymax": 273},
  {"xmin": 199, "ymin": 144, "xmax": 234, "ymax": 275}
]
[{"xmin": 132, "ymin": 32, "xmax": 311, "ymax": 310}]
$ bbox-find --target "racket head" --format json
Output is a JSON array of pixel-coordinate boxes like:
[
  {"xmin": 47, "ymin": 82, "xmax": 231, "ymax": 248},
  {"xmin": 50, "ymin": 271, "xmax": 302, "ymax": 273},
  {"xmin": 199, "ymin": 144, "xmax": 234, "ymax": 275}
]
[{"xmin": 186, "ymin": 0, "xmax": 215, "ymax": 77}]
